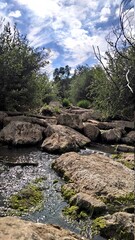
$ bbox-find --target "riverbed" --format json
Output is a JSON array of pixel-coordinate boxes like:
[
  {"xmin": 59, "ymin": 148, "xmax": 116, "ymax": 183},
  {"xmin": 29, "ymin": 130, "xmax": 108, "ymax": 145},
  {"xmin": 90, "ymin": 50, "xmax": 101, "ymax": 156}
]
[{"xmin": 0, "ymin": 145, "xmax": 111, "ymax": 239}]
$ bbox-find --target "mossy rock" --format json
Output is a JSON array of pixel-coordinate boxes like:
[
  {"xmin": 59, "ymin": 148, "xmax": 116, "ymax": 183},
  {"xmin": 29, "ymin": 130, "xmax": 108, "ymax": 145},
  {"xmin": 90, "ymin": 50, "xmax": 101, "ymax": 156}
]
[
  {"xmin": 112, "ymin": 152, "xmax": 134, "ymax": 170},
  {"xmin": 92, "ymin": 216, "xmax": 133, "ymax": 240},
  {"xmin": 100, "ymin": 192, "xmax": 134, "ymax": 214},
  {"xmin": 8, "ymin": 183, "xmax": 44, "ymax": 215}
]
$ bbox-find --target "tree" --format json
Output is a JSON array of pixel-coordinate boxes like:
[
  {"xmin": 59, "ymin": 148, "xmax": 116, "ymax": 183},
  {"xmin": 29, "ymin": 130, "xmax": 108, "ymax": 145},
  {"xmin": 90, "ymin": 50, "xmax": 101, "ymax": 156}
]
[
  {"xmin": 53, "ymin": 65, "xmax": 71, "ymax": 100},
  {"xmin": 69, "ymin": 65, "xmax": 94, "ymax": 104},
  {"xmin": 0, "ymin": 21, "xmax": 48, "ymax": 111},
  {"xmin": 93, "ymin": 0, "xmax": 134, "ymax": 118}
]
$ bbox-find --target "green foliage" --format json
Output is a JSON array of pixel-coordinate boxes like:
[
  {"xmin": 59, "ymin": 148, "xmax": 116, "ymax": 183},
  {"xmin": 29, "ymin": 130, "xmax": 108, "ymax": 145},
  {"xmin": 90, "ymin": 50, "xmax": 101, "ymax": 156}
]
[
  {"xmin": 8, "ymin": 183, "xmax": 43, "ymax": 215},
  {"xmin": 61, "ymin": 185, "xmax": 76, "ymax": 201},
  {"xmin": 62, "ymin": 98, "xmax": 71, "ymax": 107},
  {"xmin": 69, "ymin": 65, "xmax": 94, "ymax": 104},
  {"xmin": 62, "ymin": 205, "xmax": 79, "ymax": 219},
  {"xmin": 35, "ymin": 74, "xmax": 55, "ymax": 106},
  {"xmin": 92, "ymin": 217, "xmax": 107, "ymax": 235},
  {"xmin": 0, "ymin": 21, "xmax": 48, "ymax": 111},
  {"xmin": 40, "ymin": 104, "xmax": 53, "ymax": 116},
  {"xmin": 53, "ymin": 65, "xmax": 71, "ymax": 100},
  {"xmin": 100, "ymin": 192, "xmax": 134, "ymax": 214},
  {"xmin": 77, "ymin": 100, "xmax": 90, "ymax": 109}
]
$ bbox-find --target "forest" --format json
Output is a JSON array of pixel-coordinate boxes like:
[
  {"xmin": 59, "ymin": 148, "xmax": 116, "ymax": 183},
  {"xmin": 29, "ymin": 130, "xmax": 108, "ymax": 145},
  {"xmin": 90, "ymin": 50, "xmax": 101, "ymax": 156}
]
[{"xmin": 0, "ymin": 0, "xmax": 134, "ymax": 120}]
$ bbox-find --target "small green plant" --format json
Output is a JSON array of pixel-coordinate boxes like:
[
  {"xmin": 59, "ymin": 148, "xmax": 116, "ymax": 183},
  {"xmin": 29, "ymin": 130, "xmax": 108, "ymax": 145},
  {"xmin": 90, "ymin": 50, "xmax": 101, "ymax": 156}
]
[
  {"xmin": 8, "ymin": 183, "xmax": 43, "ymax": 215},
  {"xmin": 61, "ymin": 185, "xmax": 76, "ymax": 200},
  {"xmin": 53, "ymin": 106, "xmax": 61, "ymax": 114},
  {"xmin": 77, "ymin": 100, "xmax": 90, "ymax": 109},
  {"xmin": 40, "ymin": 104, "xmax": 53, "ymax": 116},
  {"xmin": 62, "ymin": 98, "xmax": 71, "ymax": 107},
  {"xmin": 92, "ymin": 217, "xmax": 107, "ymax": 235}
]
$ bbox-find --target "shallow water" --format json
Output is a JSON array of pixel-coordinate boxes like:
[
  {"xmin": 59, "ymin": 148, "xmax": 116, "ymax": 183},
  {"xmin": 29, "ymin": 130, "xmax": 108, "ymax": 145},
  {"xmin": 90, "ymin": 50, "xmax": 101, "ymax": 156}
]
[{"xmin": 0, "ymin": 145, "xmax": 107, "ymax": 240}]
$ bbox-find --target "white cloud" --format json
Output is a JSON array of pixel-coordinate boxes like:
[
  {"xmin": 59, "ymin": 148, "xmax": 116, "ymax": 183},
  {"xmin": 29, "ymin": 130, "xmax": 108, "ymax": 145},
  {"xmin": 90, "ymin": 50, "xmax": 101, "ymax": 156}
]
[
  {"xmin": 14, "ymin": 0, "xmax": 122, "ymax": 68},
  {"xmin": 16, "ymin": 0, "xmax": 61, "ymax": 18},
  {"xmin": 8, "ymin": 10, "xmax": 21, "ymax": 18},
  {"xmin": 0, "ymin": 2, "xmax": 7, "ymax": 9},
  {"xmin": 100, "ymin": 6, "xmax": 111, "ymax": 22}
]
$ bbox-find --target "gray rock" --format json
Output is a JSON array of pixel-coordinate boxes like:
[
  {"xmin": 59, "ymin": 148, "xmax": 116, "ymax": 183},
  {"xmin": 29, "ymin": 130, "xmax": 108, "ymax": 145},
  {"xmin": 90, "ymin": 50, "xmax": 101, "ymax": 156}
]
[
  {"xmin": 0, "ymin": 217, "xmax": 85, "ymax": 240},
  {"xmin": 57, "ymin": 113, "xmax": 83, "ymax": 131},
  {"xmin": 42, "ymin": 125, "xmax": 90, "ymax": 153},
  {"xmin": 99, "ymin": 212, "xmax": 135, "ymax": 240},
  {"xmin": 122, "ymin": 131, "xmax": 135, "ymax": 145},
  {"xmin": 116, "ymin": 144, "xmax": 134, "ymax": 152},
  {"xmin": 83, "ymin": 123, "xmax": 100, "ymax": 141},
  {"xmin": 101, "ymin": 128, "xmax": 123, "ymax": 143},
  {"xmin": 53, "ymin": 152, "xmax": 133, "ymax": 201},
  {"xmin": 0, "ymin": 121, "xmax": 44, "ymax": 146},
  {"xmin": 70, "ymin": 192, "xmax": 106, "ymax": 216}
]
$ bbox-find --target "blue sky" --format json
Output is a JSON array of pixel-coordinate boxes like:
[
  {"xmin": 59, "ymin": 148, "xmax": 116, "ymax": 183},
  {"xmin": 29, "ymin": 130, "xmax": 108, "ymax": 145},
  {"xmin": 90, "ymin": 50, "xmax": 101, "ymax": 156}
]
[{"xmin": 0, "ymin": 0, "xmax": 133, "ymax": 76}]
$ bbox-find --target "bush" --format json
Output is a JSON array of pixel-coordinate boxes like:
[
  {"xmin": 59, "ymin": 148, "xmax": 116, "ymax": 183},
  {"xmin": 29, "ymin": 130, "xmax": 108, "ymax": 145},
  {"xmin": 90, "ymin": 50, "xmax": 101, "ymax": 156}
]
[
  {"xmin": 62, "ymin": 98, "xmax": 71, "ymax": 107},
  {"xmin": 40, "ymin": 105, "xmax": 53, "ymax": 116},
  {"xmin": 77, "ymin": 100, "xmax": 90, "ymax": 109}
]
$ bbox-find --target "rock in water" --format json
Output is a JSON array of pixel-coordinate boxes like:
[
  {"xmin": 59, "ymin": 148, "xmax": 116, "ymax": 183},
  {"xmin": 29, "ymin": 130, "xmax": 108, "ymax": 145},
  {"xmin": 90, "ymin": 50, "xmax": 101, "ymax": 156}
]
[{"xmin": 0, "ymin": 217, "xmax": 86, "ymax": 240}]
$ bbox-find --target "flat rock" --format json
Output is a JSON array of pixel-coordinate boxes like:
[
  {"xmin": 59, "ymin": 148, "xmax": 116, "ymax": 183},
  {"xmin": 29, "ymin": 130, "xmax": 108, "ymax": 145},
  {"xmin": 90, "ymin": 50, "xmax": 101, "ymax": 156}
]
[
  {"xmin": 0, "ymin": 121, "xmax": 44, "ymax": 146},
  {"xmin": 0, "ymin": 217, "xmax": 86, "ymax": 240},
  {"xmin": 53, "ymin": 152, "xmax": 133, "ymax": 208},
  {"xmin": 116, "ymin": 144, "xmax": 134, "ymax": 152},
  {"xmin": 3, "ymin": 116, "xmax": 49, "ymax": 128}
]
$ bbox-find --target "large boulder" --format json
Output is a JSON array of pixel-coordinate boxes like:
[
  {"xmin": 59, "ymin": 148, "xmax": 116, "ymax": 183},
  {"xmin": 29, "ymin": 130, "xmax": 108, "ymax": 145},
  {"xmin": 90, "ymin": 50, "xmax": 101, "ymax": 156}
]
[
  {"xmin": 83, "ymin": 123, "xmax": 100, "ymax": 141},
  {"xmin": 0, "ymin": 217, "xmax": 85, "ymax": 240},
  {"xmin": 41, "ymin": 132, "xmax": 79, "ymax": 153},
  {"xmin": 0, "ymin": 121, "xmax": 45, "ymax": 146},
  {"xmin": 57, "ymin": 113, "xmax": 83, "ymax": 131},
  {"xmin": 101, "ymin": 128, "xmax": 123, "ymax": 143},
  {"xmin": 122, "ymin": 131, "xmax": 135, "ymax": 145},
  {"xmin": 42, "ymin": 125, "xmax": 90, "ymax": 153},
  {"xmin": 53, "ymin": 152, "xmax": 133, "ymax": 214}
]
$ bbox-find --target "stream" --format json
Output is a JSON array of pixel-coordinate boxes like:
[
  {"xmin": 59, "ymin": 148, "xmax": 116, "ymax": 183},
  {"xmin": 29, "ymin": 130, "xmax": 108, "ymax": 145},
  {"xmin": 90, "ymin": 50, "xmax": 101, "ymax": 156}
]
[{"xmin": 0, "ymin": 145, "xmax": 114, "ymax": 239}]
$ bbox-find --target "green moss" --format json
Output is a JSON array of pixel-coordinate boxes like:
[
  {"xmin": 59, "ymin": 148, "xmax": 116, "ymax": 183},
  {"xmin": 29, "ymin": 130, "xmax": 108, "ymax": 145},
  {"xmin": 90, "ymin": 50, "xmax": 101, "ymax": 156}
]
[
  {"xmin": 78, "ymin": 211, "xmax": 88, "ymax": 219},
  {"xmin": 92, "ymin": 217, "xmax": 107, "ymax": 235},
  {"xmin": 33, "ymin": 176, "xmax": 47, "ymax": 184},
  {"xmin": 61, "ymin": 185, "xmax": 76, "ymax": 201},
  {"xmin": 63, "ymin": 205, "xmax": 79, "ymax": 216},
  {"xmin": 100, "ymin": 192, "xmax": 134, "ymax": 214},
  {"xmin": 118, "ymin": 160, "xmax": 134, "ymax": 170},
  {"xmin": 62, "ymin": 205, "xmax": 88, "ymax": 220},
  {"xmin": 111, "ymin": 153, "xmax": 122, "ymax": 159},
  {"xmin": 8, "ymin": 183, "xmax": 44, "ymax": 215}
]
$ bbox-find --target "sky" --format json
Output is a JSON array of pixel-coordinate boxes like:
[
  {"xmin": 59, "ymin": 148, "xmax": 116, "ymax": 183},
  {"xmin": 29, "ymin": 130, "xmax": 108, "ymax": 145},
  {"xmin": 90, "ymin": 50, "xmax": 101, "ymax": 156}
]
[{"xmin": 0, "ymin": 0, "xmax": 134, "ymax": 76}]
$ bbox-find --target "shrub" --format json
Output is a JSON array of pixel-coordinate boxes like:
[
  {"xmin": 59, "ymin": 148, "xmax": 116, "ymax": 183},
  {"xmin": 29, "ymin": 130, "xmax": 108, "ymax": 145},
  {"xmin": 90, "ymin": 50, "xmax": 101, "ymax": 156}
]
[
  {"xmin": 62, "ymin": 98, "xmax": 71, "ymax": 107},
  {"xmin": 77, "ymin": 100, "xmax": 90, "ymax": 109}
]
